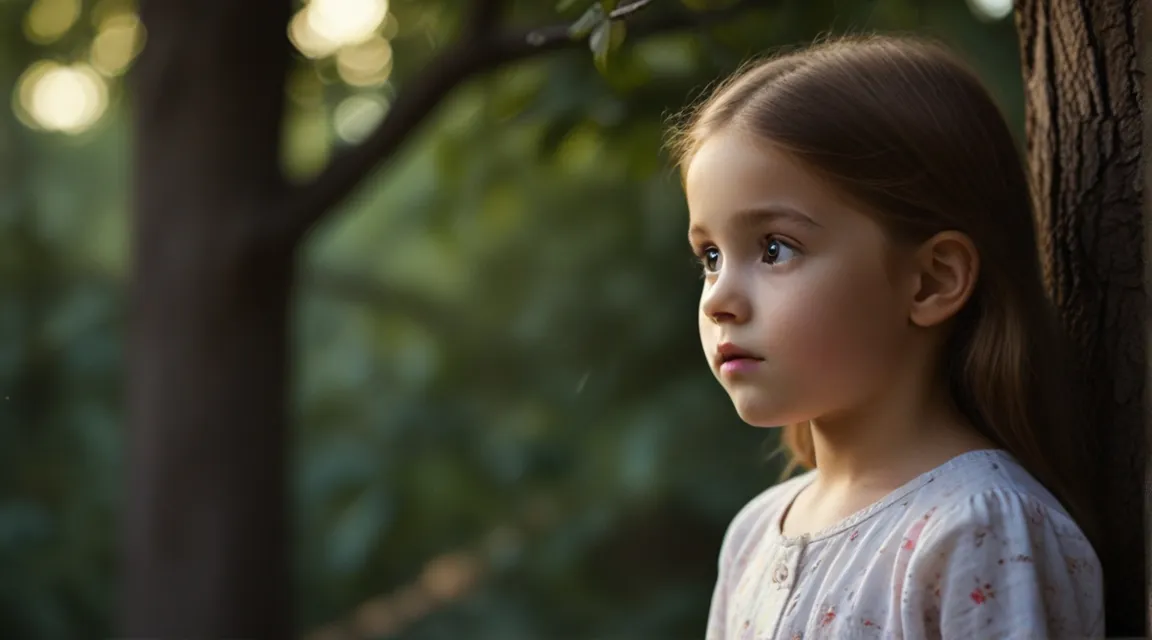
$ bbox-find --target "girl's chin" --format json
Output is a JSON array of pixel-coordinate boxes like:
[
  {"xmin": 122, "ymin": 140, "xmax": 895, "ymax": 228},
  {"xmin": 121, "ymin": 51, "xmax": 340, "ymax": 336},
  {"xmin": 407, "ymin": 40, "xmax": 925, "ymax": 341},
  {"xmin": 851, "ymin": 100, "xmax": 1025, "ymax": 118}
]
[
  {"xmin": 729, "ymin": 402, "xmax": 791, "ymax": 428},
  {"xmin": 727, "ymin": 391, "xmax": 811, "ymax": 428},
  {"xmin": 742, "ymin": 421, "xmax": 784, "ymax": 428}
]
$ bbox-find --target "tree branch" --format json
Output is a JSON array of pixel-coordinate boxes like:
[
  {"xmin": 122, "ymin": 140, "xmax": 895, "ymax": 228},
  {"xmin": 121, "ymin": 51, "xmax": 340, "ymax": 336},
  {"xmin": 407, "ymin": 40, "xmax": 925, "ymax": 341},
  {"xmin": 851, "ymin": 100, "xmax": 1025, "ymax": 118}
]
[
  {"xmin": 277, "ymin": 0, "xmax": 758, "ymax": 240},
  {"xmin": 466, "ymin": 0, "xmax": 503, "ymax": 42},
  {"xmin": 611, "ymin": 0, "xmax": 657, "ymax": 19}
]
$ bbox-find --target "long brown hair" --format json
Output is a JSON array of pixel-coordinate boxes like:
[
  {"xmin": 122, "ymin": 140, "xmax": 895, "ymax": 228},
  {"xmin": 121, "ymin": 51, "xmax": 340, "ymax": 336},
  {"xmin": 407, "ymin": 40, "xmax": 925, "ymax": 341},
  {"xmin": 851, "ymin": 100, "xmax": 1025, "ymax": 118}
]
[{"xmin": 669, "ymin": 35, "xmax": 1095, "ymax": 534}]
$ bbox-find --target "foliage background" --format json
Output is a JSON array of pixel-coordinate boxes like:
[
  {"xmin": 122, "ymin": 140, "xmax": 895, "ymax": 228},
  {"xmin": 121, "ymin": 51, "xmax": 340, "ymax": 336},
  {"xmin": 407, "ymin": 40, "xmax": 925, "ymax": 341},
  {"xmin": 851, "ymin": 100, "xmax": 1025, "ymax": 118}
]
[{"xmin": 0, "ymin": 0, "xmax": 1022, "ymax": 637}]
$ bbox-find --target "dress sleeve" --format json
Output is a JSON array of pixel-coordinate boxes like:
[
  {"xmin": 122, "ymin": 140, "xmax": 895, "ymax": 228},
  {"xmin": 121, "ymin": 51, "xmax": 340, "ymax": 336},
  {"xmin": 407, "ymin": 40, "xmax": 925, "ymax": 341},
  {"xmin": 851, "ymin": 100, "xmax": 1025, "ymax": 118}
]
[
  {"xmin": 705, "ymin": 493, "xmax": 760, "ymax": 640},
  {"xmin": 899, "ymin": 490, "xmax": 1104, "ymax": 640},
  {"xmin": 704, "ymin": 552, "xmax": 729, "ymax": 640}
]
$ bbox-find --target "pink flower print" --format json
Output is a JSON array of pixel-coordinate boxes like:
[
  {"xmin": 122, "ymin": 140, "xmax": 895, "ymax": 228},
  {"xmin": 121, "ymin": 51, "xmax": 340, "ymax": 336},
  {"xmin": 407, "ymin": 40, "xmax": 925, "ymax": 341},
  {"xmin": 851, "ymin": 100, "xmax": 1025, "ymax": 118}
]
[
  {"xmin": 922, "ymin": 606, "xmax": 941, "ymax": 630},
  {"xmin": 1028, "ymin": 503, "xmax": 1046, "ymax": 525},
  {"xmin": 1065, "ymin": 556, "xmax": 1087, "ymax": 574},
  {"xmin": 849, "ymin": 529, "xmax": 859, "ymax": 541},
  {"xmin": 972, "ymin": 527, "xmax": 989, "ymax": 548},
  {"xmin": 970, "ymin": 582, "xmax": 996, "ymax": 605},
  {"xmin": 931, "ymin": 572, "xmax": 943, "ymax": 600},
  {"xmin": 901, "ymin": 508, "xmax": 936, "ymax": 551},
  {"xmin": 820, "ymin": 607, "xmax": 836, "ymax": 627},
  {"xmin": 735, "ymin": 552, "xmax": 749, "ymax": 570}
]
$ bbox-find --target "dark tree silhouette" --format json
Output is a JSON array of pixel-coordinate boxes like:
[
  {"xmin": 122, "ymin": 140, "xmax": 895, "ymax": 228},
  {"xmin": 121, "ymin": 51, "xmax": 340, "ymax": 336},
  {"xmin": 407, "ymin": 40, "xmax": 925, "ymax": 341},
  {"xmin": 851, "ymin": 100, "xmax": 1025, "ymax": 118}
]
[{"xmin": 1016, "ymin": 0, "xmax": 1146, "ymax": 635}]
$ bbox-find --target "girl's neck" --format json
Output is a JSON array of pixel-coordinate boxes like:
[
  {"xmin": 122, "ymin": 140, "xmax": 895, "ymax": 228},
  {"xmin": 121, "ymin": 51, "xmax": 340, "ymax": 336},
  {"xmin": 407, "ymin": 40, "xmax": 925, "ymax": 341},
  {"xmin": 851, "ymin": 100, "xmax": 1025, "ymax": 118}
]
[{"xmin": 807, "ymin": 375, "xmax": 994, "ymax": 495}]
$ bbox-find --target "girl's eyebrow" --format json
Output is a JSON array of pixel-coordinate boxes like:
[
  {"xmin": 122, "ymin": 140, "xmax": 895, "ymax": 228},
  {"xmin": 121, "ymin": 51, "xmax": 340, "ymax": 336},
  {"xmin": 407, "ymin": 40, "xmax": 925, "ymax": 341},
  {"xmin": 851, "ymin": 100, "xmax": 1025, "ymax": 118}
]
[{"xmin": 688, "ymin": 205, "xmax": 823, "ymax": 243}]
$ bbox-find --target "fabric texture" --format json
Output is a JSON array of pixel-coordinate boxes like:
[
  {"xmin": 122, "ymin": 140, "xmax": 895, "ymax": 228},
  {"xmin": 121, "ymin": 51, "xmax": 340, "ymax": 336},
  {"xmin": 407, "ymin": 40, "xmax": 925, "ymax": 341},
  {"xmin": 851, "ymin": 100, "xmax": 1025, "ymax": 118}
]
[{"xmin": 705, "ymin": 449, "xmax": 1103, "ymax": 640}]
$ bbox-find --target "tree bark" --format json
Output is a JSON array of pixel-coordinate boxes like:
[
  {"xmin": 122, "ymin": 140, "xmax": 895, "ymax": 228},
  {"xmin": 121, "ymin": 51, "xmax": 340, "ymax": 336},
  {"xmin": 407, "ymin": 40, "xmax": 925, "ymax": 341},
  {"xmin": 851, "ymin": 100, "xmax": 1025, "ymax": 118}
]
[
  {"xmin": 1016, "ymin": 0, "xmax": 1145, "ymax": 635},
  {"xmin": 123, "ymin": 0, "xmax": 295, "ymax": 636},
  {"xmin": 1144, "ymin": 4, "xmax": 1152, "ymax": 634}
]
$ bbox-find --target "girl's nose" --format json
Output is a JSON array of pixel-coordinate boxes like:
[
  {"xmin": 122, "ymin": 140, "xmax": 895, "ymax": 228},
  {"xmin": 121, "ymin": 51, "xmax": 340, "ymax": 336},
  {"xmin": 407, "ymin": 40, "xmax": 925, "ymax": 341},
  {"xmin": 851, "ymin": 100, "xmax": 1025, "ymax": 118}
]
[{"xmin": 701, "ymin": 272, "xmax": 751, "ymax": 325}]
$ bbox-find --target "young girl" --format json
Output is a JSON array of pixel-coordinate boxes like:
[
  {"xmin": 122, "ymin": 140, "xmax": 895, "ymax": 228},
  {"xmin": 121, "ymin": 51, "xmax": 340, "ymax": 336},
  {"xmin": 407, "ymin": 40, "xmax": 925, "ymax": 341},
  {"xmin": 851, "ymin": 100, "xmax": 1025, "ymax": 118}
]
[{"xmin": 672, "ymin": 36, "xmax": 1104, "ymax": 639}]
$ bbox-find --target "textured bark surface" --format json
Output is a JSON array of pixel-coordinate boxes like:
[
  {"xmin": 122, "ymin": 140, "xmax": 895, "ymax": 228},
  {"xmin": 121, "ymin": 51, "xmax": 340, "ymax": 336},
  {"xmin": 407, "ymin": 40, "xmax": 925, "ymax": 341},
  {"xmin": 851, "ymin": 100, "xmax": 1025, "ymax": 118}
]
[
  {"xmin": 1142, "ymin": 3, "xmax": 1152, "ymax": 633},
  {"xmin": 1016, "ymin": 0, "xmax": 1145, "ymax": 634}
]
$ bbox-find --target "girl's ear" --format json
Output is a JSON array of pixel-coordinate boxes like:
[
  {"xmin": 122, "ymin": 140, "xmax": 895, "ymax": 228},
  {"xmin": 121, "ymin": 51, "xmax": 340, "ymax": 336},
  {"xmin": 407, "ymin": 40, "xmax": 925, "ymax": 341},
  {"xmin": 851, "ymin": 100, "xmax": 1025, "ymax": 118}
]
[{"xmin": 908, "ymin": 231, "xmax": 979, "ymax": 328}]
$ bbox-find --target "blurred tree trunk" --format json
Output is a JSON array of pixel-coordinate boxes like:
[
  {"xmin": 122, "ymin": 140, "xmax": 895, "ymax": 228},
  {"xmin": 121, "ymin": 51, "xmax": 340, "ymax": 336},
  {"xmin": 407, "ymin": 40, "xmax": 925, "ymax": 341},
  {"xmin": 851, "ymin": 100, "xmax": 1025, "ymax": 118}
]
[
  {"xmin": 123, "ymin": 0, "xmax": 295, "ymax": 637},
  {"xmin": 1016, "ymin": 0, "xmax": 1146, "ymax": 635}
]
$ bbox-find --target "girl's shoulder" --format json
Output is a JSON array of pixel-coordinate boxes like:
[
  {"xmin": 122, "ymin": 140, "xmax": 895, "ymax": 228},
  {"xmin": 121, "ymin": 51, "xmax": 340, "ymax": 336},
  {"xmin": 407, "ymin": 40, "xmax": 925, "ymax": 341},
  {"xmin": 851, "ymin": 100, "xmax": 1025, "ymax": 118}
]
[
  {"xmin": 900, "ymin": 452, "xmax": 1105, "ymax": 638},
  {"xmin": 907, "ymin": 450, "xmax": 1098, "ymax": 564},
  {"xmin": 910, "ymin": 449, "xmax": 1075, "ymax": 527}
]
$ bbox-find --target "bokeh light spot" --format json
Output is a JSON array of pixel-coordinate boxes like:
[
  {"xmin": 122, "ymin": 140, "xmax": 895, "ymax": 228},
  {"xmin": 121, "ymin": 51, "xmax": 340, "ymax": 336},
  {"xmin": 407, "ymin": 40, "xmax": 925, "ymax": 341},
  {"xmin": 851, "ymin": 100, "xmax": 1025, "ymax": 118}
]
[
  {"xmin": 336, "ymin": 36, "xmax": 393, "ymax": 87},
  {"xmin": 24, "ymin": 0, "xmax": 81, "ymax": 45},
  {"xmin": 333, "ymin": 94, "xmax": 388, "ymax": 143},
  {"xmin": 90, "ymin": 13, "xmax": 146, "ymax": 76},
  {"xmin": 16, "ymin": 62, "xmax": 109, "ymax": 135}
]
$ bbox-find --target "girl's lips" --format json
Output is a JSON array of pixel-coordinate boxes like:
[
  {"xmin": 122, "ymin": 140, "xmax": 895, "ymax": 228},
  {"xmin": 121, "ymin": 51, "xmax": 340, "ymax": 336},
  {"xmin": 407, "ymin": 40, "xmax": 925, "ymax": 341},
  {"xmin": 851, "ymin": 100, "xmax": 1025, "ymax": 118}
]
[{"xmin": 719, "ymin": 357, "xmax": 763, "ymax": 375}]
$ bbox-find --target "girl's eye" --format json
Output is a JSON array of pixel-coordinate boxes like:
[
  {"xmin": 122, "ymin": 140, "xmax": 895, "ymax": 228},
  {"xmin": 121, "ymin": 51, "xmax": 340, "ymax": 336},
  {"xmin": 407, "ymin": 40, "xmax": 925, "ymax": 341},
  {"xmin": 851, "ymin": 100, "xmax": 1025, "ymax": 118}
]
[
  {"xmin": 763, "ymin": 237, "xmax": 798, "ymax": 265},
  {"xmin": 699, "ymin": 247, "xmax": 721, "ymax": 273}
]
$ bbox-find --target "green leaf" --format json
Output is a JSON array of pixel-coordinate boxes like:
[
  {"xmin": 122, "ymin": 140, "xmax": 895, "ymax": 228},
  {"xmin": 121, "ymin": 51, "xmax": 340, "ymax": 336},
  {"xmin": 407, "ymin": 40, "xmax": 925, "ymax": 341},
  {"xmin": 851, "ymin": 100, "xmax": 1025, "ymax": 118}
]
[
  {"xmin": 609, "ymin": 20, "xmax": 627, "ymax": 49},
  {"xmin": 568, "ymin": 4, "xmax": 605, "ymax": 39},
  {"xmin": 600, "ymin": 0, "xmax": 620, "ymax": 11},
  {"xmin": 590, "ymin": 20, "xmax": 612, "ymax": 70},
  {"xmin": 590, "ymin": 20, "xmax": 627, "ymax": 73},
  {"xmin": 556, "ymin": 0, "xmax": 583, "ymax": 11}
]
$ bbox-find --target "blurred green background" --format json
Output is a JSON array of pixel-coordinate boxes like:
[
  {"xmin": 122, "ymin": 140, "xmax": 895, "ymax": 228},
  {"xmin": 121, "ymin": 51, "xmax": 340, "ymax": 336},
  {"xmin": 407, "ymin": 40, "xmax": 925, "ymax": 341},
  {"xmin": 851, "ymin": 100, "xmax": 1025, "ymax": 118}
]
[{"xmin": 0, "ymin": 0, "xmax": 1023, "ymax": 637}]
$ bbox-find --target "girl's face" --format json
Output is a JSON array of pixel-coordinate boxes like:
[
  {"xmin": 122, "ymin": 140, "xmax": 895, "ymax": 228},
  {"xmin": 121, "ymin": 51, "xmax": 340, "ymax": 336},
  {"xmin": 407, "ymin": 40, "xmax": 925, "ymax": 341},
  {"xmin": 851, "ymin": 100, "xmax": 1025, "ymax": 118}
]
[{"xmin": 685, "ymin": 128, "xmax": 917, "ymax": 428}]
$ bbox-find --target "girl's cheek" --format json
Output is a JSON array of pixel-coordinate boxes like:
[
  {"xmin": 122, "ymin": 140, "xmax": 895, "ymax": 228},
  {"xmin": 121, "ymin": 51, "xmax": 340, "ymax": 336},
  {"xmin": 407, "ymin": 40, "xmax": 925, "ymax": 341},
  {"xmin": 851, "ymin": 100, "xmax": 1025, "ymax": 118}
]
[{"xmin": 784, "ymin": 266, "xmax": 902, "ymax": 377}]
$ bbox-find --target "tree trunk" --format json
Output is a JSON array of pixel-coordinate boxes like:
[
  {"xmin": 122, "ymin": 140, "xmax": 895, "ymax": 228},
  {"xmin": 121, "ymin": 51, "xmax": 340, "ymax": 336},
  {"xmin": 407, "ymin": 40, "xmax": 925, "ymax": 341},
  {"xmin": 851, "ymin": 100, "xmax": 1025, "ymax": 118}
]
[
  {"xmin": 1144, "ymin": 5, "xmax": 1152, "ymax": 634},
  {"xmin": 122, "ymin": 0, "xmax": 296, "ymax": 636},
  {"xmin": 1016, "ymin": 0, "xmax": 1145, "ymax": 635}
]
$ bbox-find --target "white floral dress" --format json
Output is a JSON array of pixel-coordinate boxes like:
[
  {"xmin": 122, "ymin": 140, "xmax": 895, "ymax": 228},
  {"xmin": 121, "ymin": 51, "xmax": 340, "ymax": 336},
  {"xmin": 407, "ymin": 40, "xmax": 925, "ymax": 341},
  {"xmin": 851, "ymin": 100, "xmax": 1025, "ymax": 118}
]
[{"xmin": 705, "ymin": 450, "xmax": 1103, "ymax": 639}]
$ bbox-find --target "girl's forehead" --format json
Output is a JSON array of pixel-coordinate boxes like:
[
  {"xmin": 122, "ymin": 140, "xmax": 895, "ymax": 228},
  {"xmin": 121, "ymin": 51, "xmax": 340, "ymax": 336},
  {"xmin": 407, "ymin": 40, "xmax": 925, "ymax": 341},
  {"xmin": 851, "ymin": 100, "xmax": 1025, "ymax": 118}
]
[{"xmin": 685, "ymin": 131, "xmax": 853, "ymax": 232}]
